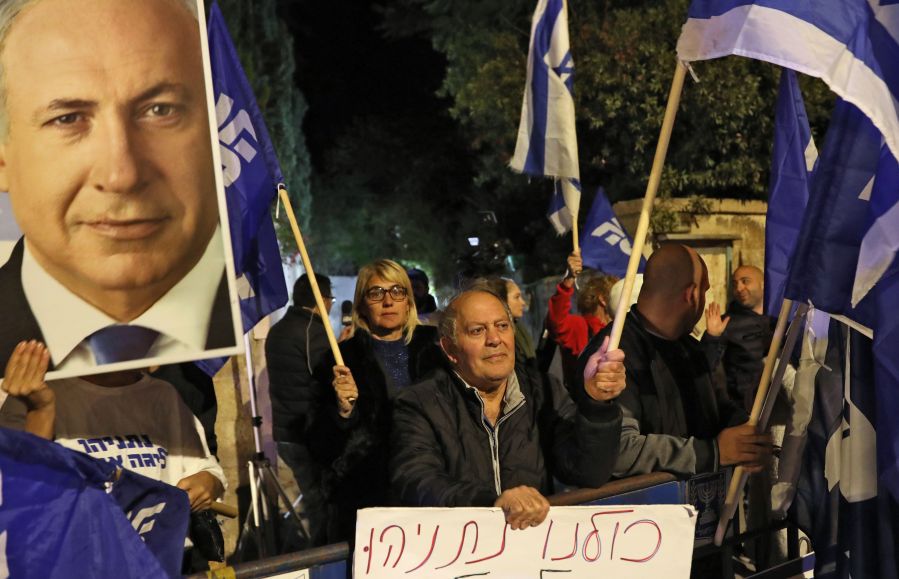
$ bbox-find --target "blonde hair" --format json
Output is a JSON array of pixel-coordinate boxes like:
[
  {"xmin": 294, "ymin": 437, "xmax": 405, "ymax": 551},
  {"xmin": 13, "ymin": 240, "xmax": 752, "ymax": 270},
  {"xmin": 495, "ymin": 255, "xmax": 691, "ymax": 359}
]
[{"xmin": 352, "ymin": 259, "xmax": 419, "ymax": 344}]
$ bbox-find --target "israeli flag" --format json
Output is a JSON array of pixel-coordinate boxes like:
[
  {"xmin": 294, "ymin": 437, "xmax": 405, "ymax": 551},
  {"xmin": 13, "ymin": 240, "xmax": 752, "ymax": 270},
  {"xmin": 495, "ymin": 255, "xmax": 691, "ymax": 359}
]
[
  {"xmin": 851, "ymin": 145, "xmax": 899, "ymax": 306},
  {"xmin": 676, "ymin": 0, "xmax": 899, "ymax": 163},
  {"xmin": 783, "ymin": 99, "xmax": 891, "ymax": 333},
  {"xmin": 513, "ymin": 0, "xmax": 581, "ymax": 232},
  {"xmin": 764, "ymin": 69, "xmax": 818, "ymax": 318},
  {"xmin": 788, "ymin": 318, "xmax": 899, "ymax": 579},
  {"xmin": 511, "ymin": 0, "xmax": 579, "ymax": 179},
  {"xmin": 546, "ymin": 177, "xmax": 579, "ymax": 235},
  {"xmin": 579, "ymin": 187, "xmax": 645, "ymax": 277}
]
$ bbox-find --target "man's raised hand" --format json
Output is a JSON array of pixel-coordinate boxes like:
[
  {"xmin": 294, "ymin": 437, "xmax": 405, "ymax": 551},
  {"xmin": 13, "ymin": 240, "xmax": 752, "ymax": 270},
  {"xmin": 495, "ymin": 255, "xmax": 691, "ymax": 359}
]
[
  {"xmin": 2, "ymin": 340, "xmax": 52, "ymax": 411},
  {"xmin": 583, "ymin": 336, "xmax": 627, "ymax": 401}
]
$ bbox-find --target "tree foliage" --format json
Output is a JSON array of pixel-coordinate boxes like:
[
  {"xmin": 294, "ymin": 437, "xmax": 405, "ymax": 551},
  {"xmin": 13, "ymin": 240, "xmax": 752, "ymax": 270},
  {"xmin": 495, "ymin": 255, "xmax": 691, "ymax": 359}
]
[
  {"xmin": 305, "ymin": 112, "xmax": 480, "ymax": 286},
  {"xmin": 376, "ymin": 0, "xmax": 834, "ymax": 280}
]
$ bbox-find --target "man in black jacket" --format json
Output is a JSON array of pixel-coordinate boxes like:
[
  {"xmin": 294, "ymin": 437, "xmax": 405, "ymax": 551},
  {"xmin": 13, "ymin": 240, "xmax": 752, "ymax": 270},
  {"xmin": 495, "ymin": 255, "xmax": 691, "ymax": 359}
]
[
  {"xmin": 390, "ymin": 289, "xmax": 625, "ymax": 529},
  {"xmin": 703, "ymin": 265, "xmax": 776, "ymax": 411},
  {"xmin": 265, "ymin": 274, "xmax": 334, "ymax": 546},
  {"xmin": 580, "ymin": 245, "xmax": 771, "ymax": 479}
]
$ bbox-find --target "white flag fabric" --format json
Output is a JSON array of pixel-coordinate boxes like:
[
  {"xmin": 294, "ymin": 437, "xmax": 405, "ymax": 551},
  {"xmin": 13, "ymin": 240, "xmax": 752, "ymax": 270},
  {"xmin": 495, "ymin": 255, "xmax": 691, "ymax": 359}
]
[{"xmin": 675, "ymin": 0, "xmax": 899, "ymax": 163}]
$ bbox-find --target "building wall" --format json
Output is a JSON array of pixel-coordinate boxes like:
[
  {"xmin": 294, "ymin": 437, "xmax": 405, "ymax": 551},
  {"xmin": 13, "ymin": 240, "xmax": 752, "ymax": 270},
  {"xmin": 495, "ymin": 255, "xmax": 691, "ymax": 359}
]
[{"xmin": 613, "ymin": 197, "xmax": 768, "ymax": 335}]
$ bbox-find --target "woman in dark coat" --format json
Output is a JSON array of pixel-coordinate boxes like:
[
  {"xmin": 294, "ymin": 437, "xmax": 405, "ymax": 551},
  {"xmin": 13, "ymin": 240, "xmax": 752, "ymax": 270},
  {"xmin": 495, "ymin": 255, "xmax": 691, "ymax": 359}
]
[{"xmin": 310, "ymin": 259, "xmax": 444, "ymax": 543}]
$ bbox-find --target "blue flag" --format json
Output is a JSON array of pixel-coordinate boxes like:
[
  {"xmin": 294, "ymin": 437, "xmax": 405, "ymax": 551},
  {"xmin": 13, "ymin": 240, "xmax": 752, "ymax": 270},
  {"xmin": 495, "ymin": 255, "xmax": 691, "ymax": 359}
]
[
  {"xmin": 199, "ymin": 3, "xmax": 289, "ymax": 375},
  {"xmin": 512, "ymin": 0, "xmax": 581, "ymax": 233},
  {"xmin": 0, "ymin": 427, "xmax": 189, "ymax": 578},
  {"xmin": 579, "ymin": 187, "xmax": 644, "ymax": 277},
  {"xmin": 677, "ymin": 0, "xmax": 899, "ymax": 163},
  {"xmin": 783, "ymin": 100, "xmax": 887, "ymax": 328},
  {"xmin": 851, "ymin": 144, "xmax": 899, "ymax": 307},
  {"xmin": 790, "ymin": 318, "xmax": 899, "ymax": 579},
  {"xmin": 764, "ymin": 69, "xmax": 818, "ymax": 318}
]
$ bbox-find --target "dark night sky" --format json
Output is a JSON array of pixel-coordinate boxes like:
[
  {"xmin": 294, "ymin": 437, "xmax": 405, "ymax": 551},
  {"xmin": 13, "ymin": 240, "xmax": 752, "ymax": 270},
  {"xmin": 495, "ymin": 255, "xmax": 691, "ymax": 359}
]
[{"xmin": 280, "ymin": 0, "xmax": 447, "ymax": 171}]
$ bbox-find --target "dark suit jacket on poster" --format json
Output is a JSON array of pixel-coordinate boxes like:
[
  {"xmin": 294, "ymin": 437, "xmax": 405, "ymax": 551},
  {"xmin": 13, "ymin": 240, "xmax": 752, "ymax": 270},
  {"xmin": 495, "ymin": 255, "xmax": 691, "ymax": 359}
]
[{"xmin": 0, "ymin": 239, "xmax": 234, "ymax": 372}]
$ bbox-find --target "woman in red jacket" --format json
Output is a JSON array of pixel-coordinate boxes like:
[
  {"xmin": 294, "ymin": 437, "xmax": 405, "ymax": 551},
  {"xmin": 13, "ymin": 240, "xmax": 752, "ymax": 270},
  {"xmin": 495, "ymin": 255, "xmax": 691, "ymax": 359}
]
[{"xmin": 546, "ymin": 251, "xmax": 618, "ymax": 386}]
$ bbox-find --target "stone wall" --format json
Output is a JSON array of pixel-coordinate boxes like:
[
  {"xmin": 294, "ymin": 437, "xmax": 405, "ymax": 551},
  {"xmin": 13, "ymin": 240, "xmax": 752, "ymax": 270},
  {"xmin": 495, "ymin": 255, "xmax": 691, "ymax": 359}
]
[{"xmin": 612, "ymin": 197, "xmax": 767, "ymax": 334}]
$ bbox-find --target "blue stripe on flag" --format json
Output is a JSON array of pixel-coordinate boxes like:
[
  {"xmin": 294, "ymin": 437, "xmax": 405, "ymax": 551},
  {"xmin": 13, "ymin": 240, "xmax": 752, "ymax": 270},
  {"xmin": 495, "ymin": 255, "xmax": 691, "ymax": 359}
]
[
  {"xmin": 522, "ymin": 0, "xmax": 565, "ymax": 175},
  {"xmin": 677, "ymin": 0, "xmax": 899, "ymax": 162}
]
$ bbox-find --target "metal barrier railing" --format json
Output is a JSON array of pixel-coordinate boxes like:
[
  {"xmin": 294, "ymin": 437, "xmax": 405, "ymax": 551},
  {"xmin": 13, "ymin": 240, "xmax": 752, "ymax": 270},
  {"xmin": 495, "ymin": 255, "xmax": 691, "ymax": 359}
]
[{"xmin": 188, "ymin": 542, "xmax": 349, "ymax": 579}]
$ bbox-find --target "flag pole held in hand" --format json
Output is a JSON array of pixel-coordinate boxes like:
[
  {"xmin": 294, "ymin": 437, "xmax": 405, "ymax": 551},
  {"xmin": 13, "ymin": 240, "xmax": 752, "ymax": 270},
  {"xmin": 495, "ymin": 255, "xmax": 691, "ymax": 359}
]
[
  {"xmin": 276, "ymin": 186, "xmax": 345, "ymax": 372},
  {"xmin": 606, "ymin": 60, "xmax": 688, "ymax": 349},
  {"xmin": 713, "ymin": 298, "xmax": 800, "ymax": 545}
]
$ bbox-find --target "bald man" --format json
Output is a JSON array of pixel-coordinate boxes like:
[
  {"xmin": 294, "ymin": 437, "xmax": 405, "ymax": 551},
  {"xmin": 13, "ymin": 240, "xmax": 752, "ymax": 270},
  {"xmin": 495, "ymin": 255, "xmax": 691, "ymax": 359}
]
[
  {"xmin": 703, "ymin": 265, "xmax": 777, "ymax": 411},
  {"xmin": 578, "ymin": 244, "xmax": 770, "ymax": 478}
]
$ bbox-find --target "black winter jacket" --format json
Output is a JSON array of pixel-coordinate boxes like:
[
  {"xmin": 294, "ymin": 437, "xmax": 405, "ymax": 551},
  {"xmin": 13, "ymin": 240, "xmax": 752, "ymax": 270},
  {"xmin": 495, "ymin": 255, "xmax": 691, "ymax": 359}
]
[
  {"xmin": 310, "ymin": 325, "xmax": 444, "ymax": 541},
  {"xmin": 701, "ymin": 301, "xmax": 774, "ymax": 410},
  {"xmin": 389, "ymin": 363, "xmax": 622, "ymax": 507},
  {"xmin": 583, "ymin": 307, "xmax": 747, "ymax": 478},
  {"xmin": 265, "ymin": 307, "xmax": 333, "ymax": 446}
]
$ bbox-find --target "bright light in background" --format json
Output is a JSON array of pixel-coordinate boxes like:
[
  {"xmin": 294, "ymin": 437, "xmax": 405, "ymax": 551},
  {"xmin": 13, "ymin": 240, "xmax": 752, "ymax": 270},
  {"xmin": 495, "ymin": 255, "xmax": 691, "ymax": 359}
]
[{"xmin": 467, "ymin": 237, "xmax": 479, "ymax": 247}]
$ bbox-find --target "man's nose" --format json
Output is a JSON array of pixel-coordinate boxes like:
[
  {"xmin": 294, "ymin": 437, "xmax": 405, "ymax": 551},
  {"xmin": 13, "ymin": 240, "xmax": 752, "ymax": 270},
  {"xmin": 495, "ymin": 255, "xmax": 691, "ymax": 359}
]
[
  {"xmin": 484, "ymin": 326, "xmax": 501, "ymax": 345},
  {"xmin": 91, "ymin": 116, "xmax": 143, "ymax": 193}
]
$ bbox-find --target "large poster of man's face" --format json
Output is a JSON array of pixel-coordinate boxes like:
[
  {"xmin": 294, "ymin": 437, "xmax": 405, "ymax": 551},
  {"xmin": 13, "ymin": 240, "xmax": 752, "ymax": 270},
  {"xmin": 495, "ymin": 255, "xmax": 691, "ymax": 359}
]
[{"xmin": 0, "ymin": 0, "xmax": 242, "ymax": 379}]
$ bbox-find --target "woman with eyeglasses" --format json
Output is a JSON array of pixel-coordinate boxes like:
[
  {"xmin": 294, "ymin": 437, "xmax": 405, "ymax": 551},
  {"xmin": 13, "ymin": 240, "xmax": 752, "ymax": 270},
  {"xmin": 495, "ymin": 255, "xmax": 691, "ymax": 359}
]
[{"xmin": 309, "ymin": 259, "xmax": 444, "ymax": 543}]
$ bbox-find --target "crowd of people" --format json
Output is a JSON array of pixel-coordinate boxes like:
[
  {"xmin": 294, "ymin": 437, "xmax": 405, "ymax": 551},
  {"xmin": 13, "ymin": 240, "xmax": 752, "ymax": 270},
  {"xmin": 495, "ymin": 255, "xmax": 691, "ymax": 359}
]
[
  {"xmin": 262, "ymin": 244, "xmax": 778, "ymax": 565},
  {"xmin": 0, "ymin": 242, "xmax": 783, "ymax": 573},
  {"xmin": 0, "ymin": 0, "xmax": 786, "ymax": 575}
]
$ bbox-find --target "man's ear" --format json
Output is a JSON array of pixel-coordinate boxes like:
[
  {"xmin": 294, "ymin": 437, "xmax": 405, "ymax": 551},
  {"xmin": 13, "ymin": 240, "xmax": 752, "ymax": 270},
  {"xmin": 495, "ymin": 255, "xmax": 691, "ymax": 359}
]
[
  {"xmin": 439, "ymin": 336, "xmax": 458, "ymax": 365},
  {"xmin": 683, "ymin": 283, "xmax": 698, "ymax": 306}
]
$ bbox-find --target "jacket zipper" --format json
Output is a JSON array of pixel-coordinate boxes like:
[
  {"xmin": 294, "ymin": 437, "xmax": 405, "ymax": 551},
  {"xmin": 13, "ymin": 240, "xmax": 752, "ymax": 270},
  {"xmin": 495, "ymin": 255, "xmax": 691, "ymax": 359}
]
[{"xmin": 474, "ymin": 393, "xmax": 525, "ymax": 496}]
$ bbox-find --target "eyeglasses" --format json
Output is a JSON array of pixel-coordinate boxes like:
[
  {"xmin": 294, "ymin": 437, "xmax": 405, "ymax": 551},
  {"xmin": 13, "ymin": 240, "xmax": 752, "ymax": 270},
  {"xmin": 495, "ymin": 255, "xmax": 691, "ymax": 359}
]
[{"xmin": 365, "ymin": 285, "xmax": 408, "ymax": 302}]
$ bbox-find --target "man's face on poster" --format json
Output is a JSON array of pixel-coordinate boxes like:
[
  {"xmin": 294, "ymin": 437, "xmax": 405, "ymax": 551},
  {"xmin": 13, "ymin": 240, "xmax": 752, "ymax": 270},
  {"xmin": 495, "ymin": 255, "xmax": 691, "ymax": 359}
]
[{"xmin": 0, "ymin": 0, "xmax": 218, "ymax": 304}]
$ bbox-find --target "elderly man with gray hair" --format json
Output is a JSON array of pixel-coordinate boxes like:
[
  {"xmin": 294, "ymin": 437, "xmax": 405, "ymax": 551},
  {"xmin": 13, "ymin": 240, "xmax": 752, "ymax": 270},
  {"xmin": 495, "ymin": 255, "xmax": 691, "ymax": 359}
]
[{"xmin": 389, "ymin": 286, "xmax": 625, "ymax": 529}]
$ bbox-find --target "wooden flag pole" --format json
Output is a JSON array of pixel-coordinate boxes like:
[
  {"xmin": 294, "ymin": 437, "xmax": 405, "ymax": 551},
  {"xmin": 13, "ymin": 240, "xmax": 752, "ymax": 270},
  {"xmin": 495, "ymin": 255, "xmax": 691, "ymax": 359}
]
[
  {"xmin": 572, "ymin": 219, "xmax": 580, "ymax": 254},
  {"xmin": 606, "ymin": 60, "xmax": 688, "ymax": 349},
  {"xmin": 713, "ymin": 298, "xmax": 794, "ymax": 545},
  {"xmin": 277, "ymin": 186, "xmax": 344, "ymax": 367}
]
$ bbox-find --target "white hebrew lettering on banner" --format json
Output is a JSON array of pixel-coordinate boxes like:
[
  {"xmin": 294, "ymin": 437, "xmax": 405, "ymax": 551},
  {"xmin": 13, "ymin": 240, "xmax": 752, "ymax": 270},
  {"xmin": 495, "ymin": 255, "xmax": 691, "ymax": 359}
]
[
  {"xmin": 591, "ymin": 217, "xmax": 633, "ymax": 255},
  {"xmin": 355, "ymin": 505, "xmax": 697, "ymax": 579},
  {"xmin": 216, "ymin": 93, "xmax": 259, "ymax": 187}
]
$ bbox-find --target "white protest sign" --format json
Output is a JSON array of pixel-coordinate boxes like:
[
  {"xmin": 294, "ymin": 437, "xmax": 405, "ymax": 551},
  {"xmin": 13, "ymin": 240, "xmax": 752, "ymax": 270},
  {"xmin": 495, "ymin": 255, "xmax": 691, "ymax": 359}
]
[{"xmin": 354, "ymin": 505, "xmax": 697, "ymax": 578}]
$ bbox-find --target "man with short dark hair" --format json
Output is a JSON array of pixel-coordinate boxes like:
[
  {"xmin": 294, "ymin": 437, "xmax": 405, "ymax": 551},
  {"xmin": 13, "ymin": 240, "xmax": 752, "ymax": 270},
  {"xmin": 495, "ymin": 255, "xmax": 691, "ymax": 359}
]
[
  {"xmin": 0, "ymin": 0, "xmax": 235, "ymax": 377},
  {"xmin": 390, "ymin": 288, "xmax": 624, "ymax": 529},
  {"xmin": 265, "ymin": 273, "xmax": 334, "ymax": 546},
  {"xmin": 581, "ymin": 244, "xmax": 771, "ymax": 478}
]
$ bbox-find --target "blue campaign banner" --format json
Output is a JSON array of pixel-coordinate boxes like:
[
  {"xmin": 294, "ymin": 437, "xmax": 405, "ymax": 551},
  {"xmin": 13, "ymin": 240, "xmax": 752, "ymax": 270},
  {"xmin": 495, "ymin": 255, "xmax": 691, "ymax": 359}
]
[
  {"xmin": 0, "ymin": 427, "xmax": 188, "ymax": 578},
  {"xmin": 197, "ymin": 2, "xmax": 290, "ymax": 375},
  {"xmin": 579, "ymin": 187, "xmax": 644, "ymax": 277}
]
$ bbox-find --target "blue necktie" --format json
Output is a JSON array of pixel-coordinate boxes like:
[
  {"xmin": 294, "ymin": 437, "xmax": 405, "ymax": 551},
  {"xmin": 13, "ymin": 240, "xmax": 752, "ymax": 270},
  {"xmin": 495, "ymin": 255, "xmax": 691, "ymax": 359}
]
[{"xmin": 87, "ymin": 325, "xmax": 160, "ymax": 365}]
